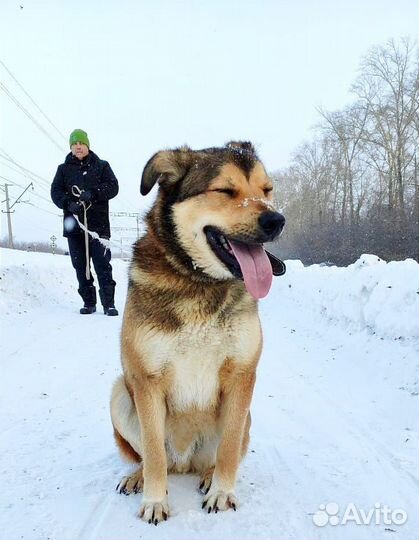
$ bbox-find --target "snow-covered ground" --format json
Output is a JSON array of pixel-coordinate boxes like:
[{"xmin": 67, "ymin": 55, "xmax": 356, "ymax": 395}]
[{"xmin": 0, "ymin": 247, "xmax": 418, "ymax": 540}]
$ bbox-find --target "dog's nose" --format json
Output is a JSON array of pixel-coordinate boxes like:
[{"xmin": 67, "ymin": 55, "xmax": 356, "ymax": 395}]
[{"xmin": 258, "ymin": 211, "xmax": 285, "ymax": 239}]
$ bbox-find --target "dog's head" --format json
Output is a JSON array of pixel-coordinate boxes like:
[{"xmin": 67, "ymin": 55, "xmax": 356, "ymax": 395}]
[{"xmin": 141, "ymin": 142, "xmax": 285, "ymax": 299}]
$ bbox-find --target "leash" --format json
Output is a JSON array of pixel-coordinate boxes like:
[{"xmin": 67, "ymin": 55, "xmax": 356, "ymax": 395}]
[
  {"xmin": 71, "ymin": 185, "xmax": 92, "ymax": 280},
  {"xmin": 72, "ymin": 217, "xmax": 112, "ymax": 250},
  {"xmin": 69, "ymin": 185, "xmax": 118, "ymax": 254}
]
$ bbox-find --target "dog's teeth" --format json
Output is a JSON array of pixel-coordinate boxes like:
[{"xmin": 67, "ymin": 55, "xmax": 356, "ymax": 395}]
[{"xmin": 220, "ymin": 236, "xmax": 230, "ymax": 250}]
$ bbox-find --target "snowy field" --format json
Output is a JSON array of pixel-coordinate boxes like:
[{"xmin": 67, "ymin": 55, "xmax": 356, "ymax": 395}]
[{"xmin": 0, "ymin": 247, "xmax": 418, "ymax": 540}]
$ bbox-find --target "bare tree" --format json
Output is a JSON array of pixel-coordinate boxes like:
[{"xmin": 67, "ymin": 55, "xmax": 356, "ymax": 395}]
[
  {"xmin": 353, "ymin": 38, "xmax": 419, "ymax": 219},
  {"xmin": 271, "ymin": 38, "xmax": 419, "ymax": 265},
  {"xmin": 317, "ymin": 102, "xmax": 369, "ymax": 235}
]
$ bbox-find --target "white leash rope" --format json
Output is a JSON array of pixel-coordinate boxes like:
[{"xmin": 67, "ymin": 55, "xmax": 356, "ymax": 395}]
[
  {"xmin": 69, "ymin": 186, "xmax": 121, "ymax": 273},
  {"xmin": 73, "ymin": 217, "xmax": 123, "ymax": 255},
  {"xmin": 71, "ymin": 185, "xmax": 92, "ymax": 280},
  {"xmin": 72, "ymin": 215, "xmax": 112, "ymax": 250}
]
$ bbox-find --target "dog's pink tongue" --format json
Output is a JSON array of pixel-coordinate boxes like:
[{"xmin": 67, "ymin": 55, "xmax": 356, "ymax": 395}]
[{"xmin": 228, "ymin": 240, "xmax": 273, "ymax": 299}]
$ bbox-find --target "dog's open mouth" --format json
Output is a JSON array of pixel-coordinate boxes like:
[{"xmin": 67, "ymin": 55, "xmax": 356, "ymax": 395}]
[{"xmin": 204, "ymin": 226, "xmax": 285, "ymax": 300}]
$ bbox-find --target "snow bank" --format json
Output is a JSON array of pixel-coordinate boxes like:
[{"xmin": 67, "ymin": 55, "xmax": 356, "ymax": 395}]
[
  {"xmin": 1, "ymin": 248, "xmax": 418, "ymax": 340},
  {"xmin": 0, "ymin": 247, "xmax": 128, "ymax": 314},
  {"xmin": 0, "ymin": 248, "xmax": 74, "ymax": 312},
  {"xmin": 272, "ymin": 254, "xmax": 419, "ymax": 340}
]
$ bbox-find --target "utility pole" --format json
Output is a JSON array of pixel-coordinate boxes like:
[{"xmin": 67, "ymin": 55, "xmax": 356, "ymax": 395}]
[
  {"xmin": 1, "ymin": 181, "xmax": 34, "ymax": 249},
  {"xmin": 2, "ymin": 184, "xmax": 14, "ymax": 248}
]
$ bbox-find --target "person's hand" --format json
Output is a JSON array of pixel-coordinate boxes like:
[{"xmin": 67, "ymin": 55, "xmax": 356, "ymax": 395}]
[
  {"xmin": 66, "ymin": 200, "xmax": 81, "ymax": 214},
  {"xmin": 79, "ymin": 189, "xmax": 97, "ymax": 203}
]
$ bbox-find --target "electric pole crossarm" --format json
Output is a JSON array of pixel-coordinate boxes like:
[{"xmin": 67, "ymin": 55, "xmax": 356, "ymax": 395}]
[{"xmin": 9, "ymin": 182, "xmax": 33, "ymax": 210}]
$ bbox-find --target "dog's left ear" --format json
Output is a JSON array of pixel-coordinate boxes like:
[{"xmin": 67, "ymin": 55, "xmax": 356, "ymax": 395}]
[{"xmin": 140, "ymin": 146, "xmax": 193, "ymax": 196}]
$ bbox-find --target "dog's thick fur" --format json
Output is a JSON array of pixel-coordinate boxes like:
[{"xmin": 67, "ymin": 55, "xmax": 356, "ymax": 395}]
[{"xmin": 110, "ymin": 142, "xmax": 284, "ymax": 524}]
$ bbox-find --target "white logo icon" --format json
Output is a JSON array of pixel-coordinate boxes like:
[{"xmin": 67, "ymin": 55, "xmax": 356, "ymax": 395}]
[
  {"xmin": 312, "ymin": 502, "xmax": 407, "ymax": 527},
  {"xmin": 313, "ymin": 502, "xmax": 339, "ymax": 526}
]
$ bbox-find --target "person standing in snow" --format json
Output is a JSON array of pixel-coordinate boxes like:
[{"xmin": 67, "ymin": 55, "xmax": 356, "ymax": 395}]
[{"xmin": 51, "ymin": 129, "xmax": 119, "ymax": 316}]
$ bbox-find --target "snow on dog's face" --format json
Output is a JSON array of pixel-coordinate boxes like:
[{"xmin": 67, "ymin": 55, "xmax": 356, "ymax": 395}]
[{"xmin": 141, "ymin": 142, "xmax": 285, "ymax": 299}]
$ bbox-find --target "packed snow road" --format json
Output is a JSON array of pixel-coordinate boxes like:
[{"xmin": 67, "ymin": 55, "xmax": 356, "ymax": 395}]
[{"xmin": 0, "ymin": 248, "xmax": 418, "ymax": 540}]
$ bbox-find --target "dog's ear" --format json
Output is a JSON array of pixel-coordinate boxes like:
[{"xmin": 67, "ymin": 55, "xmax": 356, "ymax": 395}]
[{"xmin": 140, "ymin": 146, "xmax": 193, "ymax": 196}]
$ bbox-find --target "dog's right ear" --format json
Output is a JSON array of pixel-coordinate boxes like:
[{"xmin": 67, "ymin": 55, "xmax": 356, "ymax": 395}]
[{"xmin": 140, "ymin": 146, "xmax": 193, "ymax": 196}]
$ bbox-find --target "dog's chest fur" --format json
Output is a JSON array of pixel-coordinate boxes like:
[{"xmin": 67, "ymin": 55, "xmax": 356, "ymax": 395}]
[{"xmin": 137, "ymin": 312, "xmax": 260, "ymax": 412}]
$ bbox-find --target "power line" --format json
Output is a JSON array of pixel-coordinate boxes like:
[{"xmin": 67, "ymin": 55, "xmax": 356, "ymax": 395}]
[
  {"xmin": 0, "ymin": 148, "xmax": 133, "ymax": 218},
  {"xmin": 0, "ymin": 151, "xmax": 61, "ymax": 219},
  {"xmin": 110, "ymin": 211, "xmax": 142, "ymax": 217},
  {"xmin": 0, "ymin": 81, "xmax": 65, "ymax": 152},
  {"xmin": 0, "ymin": 194, "xmax": 62, "ymax": 236},
  {"xmin": 0, "ymin": 59, "xmax": 67, "ymax": 143},
  {"xmin": 0, "ymin": 175, "xmax": 56, "ymax": 208},
  {"xmin": 0, "ymin": 159, "xmax": 50, "ymax": 194},
  {"xmin": 0, "ymin": 174, "xmax": 17, "ymax": 183},
  {"xmin": 0, "ymin": 175, "xmax": 49, "ymax": 202},
  {"xmin": 0, "ymin": 64, "xmax": 131, "ymax": 216},
  {"xmin": 23, "ymin": 201, "xmax": 62, "ymax": 217},
  {"xmin": 0, "ymin": 148, "xmax": 51, "ymax": 187},
  {"xmin": 111, "ymin": 226, "xmax": 140, "ymax": 231}
]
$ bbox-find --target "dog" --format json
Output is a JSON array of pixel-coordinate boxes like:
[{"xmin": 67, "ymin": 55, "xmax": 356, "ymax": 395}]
[{"xmin": 110, "ymin": 141, "xmax": 285, "ymax": 525}]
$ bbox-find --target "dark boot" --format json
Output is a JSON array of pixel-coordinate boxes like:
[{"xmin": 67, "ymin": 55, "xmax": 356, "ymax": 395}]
[
  {"xmin": 80, "ymin": 305, "xmax": 96, "ymax": 315},
  {"xmin": 104, "ymin": 306, "xmax": 118, "ymax": 316},
  {"xmin": 78, "ymin": 285, "xmax": 97, "ymax": 315},
  {"xmin": 99, "ymin": 284, "xmax": 119, "ymax": 316}
]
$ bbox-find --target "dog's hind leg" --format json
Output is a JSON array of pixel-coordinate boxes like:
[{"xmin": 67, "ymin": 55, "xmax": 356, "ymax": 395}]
[
  {"xmin": 241, "ymin": 411, "xmax": 251, "ymax": 459},
  {"xmin": 198, "ymin": 466, "xmax": 215, "ymax": 495},
  {"xmin": 110, "ymin": 375, "xmax": 142, "ymax": 460},
  {"xmin": 111, "ymin": 376, "xmax": 145, "ymax": 494},
  {"xmin": 116, "ymin": 462, "xmax": 144, "ymax": 495},
  {"xmin": 191, "ymin": 434, "xmax": 218, "ymax": 493},
  {"xmin": 197, "ymin": 412, "xmax": 250, "ymax": 495},
  {"xmin": 113, "ymin": 427, "xmax": 141, "ymax": 464}
]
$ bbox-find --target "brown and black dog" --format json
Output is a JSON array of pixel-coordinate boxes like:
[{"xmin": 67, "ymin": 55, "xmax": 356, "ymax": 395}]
[{"xmin": 110, "ymin": 142, "xmax": 285, "ymax": 524}]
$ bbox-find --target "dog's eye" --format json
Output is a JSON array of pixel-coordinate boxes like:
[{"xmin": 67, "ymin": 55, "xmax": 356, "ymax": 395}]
[
  {"xmin": 263, "ymin": 187, "xmax": 273, "ymax": 195},
  {"xmin": 214, "ymin": 188, "xmax": 236, "ymax": 197}
]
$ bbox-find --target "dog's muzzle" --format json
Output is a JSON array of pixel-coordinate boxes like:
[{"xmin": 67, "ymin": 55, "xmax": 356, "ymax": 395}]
[{"xmin": 258, "ymin": 211, "xmax": 285, "ymax": 242}]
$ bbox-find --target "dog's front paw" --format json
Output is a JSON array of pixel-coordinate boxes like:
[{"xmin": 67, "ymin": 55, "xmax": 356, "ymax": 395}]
[
  {"xmin": 202, "ymin": 490, "xmax": 238, "ymax": 514},
  {"xmin": 138, "ymin": 499, "xmax": 170, "ymax": 525}
]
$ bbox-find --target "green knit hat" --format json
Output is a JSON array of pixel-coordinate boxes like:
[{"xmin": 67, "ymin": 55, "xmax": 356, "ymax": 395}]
[{"xmin": 69, "ymin": 129, "xmax": 90, "ymax": 148}]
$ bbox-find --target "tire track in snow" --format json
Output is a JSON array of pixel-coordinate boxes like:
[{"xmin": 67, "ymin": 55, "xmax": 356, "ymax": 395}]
[{"xmin": 77, "ymin": 494, "xmax": 114, "ymax": 540}]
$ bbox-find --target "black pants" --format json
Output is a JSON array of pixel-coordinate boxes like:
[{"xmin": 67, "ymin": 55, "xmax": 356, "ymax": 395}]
[{"xmin": 67, "ymin": 235, "xmax": 116, "ymax": 306}]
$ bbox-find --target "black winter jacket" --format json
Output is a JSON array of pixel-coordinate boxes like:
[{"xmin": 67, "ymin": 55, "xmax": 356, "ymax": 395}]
[{"xmin": 51, "ymin": 151, "xmax": 119, "ymax": 238}]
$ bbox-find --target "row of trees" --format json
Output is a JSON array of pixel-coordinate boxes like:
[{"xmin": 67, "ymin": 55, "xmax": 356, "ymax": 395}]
[
  {"xmin": 273, "ymin": 38, "xmax": 419, "ymax": 265},
  {"xmin": 0, "ymin": 238, "xmax": 68, "ymax": 254}
]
